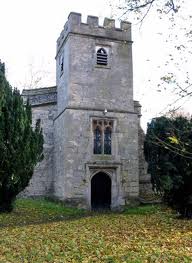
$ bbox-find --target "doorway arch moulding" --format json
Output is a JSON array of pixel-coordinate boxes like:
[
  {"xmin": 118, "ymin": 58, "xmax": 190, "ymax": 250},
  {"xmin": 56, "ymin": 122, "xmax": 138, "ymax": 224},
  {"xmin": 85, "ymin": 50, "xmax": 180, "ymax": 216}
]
[{"xmin": 85, "ymin": 162, "xmax": 123, "ymax": 210}]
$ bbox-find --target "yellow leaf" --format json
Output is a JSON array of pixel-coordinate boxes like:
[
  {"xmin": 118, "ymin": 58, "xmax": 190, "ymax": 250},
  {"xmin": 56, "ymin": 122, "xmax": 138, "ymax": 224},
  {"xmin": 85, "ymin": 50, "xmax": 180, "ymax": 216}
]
[{"xmin": 168, "ymin": 136, "xmax": 179, "ymax": 144}]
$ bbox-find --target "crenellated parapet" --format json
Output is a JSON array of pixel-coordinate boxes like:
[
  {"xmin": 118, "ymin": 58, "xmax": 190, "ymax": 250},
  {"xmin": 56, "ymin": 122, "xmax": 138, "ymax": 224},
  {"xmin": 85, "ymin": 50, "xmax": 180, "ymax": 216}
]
[{"xmin": 56, "ymin": 12, "xmax": 132, "ymax": 55}]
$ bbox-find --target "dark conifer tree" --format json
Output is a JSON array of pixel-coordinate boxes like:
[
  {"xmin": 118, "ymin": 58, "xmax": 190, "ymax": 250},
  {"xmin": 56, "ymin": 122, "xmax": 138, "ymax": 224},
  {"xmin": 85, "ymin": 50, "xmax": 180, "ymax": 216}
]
[{"xmin": 0, "ymin": 62, "xmax": 43, "ymax": 212}]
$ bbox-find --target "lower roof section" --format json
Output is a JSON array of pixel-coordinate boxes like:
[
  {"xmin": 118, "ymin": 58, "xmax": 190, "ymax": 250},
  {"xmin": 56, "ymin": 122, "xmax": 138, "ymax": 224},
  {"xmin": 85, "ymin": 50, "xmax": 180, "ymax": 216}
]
[{"xmin": 22, "ymin": 86, "xmax": 57, "ymax": 106}]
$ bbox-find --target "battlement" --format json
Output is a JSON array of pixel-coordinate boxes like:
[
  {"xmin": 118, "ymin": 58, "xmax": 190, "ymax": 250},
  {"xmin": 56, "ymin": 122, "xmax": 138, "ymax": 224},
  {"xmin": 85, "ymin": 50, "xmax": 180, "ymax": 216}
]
[{"xmin": 56, "ymin": 12, "xmax": 132, "ymax": 55}]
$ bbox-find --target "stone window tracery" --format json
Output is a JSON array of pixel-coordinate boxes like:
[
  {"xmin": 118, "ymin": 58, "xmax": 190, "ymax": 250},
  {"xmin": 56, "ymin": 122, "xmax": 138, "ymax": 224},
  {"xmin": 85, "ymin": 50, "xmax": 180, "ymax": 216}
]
[{"xmin": 93, "ymin": 119, "xmax": 113, "ymax": 155}]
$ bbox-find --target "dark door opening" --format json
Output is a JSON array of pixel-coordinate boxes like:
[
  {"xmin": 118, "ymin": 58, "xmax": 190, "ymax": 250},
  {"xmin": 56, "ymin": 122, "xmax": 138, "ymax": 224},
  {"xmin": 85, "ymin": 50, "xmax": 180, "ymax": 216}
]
[{"xmin": 91, "ymin": 172, "xmax": 111, "ymax": 210}]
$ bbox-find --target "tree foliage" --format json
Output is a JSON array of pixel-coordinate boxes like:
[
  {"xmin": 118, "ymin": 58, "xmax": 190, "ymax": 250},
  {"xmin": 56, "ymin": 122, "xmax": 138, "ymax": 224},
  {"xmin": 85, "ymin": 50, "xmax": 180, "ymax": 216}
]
[
  {"xmin": 113, "ymin": 0, "xmax": 181, "ymax": 26},
  {"xmin": 108, "ymin": 0, "xmax": 192, "ymax": 114},
  {"xmin": 144, "ymin": 116, "xmax": 192, "ymax": 218},
  {"xmin": 0, "ymin": 64, "xmax": 44, "ymax": 212},
  {"xmin": 116, "ymin": 0, "xmax": 181, "ymax": 18}
]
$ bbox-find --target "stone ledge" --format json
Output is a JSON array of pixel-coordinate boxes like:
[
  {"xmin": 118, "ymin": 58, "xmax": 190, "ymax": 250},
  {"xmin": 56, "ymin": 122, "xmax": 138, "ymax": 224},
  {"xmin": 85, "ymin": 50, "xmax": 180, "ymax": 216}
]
[{"xmin": 22, "ymin": 86, "xmax": 57, "ymax": 106}]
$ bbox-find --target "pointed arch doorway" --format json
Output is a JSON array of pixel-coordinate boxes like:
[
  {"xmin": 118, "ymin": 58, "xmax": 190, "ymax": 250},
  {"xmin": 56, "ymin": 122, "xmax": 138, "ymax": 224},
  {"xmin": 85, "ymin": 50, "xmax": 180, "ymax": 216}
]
[{"xmin": 91, "ymin": 172, "xmax": 111, "ymax": 210}]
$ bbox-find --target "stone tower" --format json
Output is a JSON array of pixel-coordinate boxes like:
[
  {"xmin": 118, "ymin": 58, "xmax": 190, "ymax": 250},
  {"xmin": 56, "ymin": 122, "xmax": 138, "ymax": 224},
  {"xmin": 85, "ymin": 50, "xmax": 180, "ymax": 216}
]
[{"xmin": 53, "ymin": 12, "xmax": 141, "ymax": 209}]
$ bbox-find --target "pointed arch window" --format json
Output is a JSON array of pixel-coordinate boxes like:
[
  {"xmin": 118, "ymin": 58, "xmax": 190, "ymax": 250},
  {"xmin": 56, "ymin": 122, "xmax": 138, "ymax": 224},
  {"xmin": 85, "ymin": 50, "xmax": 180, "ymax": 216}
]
[
  {"xmin": 104, "ymin": 127, "xmax": 112, "ymax": 154},
  {"xmin": 93, "ymin": 120, "xmax": 113, "ymax": 155},
  {"xmin": 96, "ymin": 48, "xmax": 108, "ymax": 66},
  {"xmin": 94, "ymin": 126, "xmax": 102, "ymax": 154}
]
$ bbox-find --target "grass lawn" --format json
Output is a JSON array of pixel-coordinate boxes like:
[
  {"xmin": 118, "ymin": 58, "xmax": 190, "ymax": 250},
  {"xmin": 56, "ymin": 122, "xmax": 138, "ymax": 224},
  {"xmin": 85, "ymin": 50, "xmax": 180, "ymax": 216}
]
[{"xmin": 0, "ymin": 199, "xmax": 191, "ymax": 262}]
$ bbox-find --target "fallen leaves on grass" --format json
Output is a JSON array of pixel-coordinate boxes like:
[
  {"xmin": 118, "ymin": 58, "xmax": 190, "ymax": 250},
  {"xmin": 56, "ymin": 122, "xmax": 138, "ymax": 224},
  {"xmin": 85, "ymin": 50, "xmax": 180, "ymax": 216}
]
[
  {"xmin": 0, "ymin": 199, "xmax": 86, "ymax": 227},
  {"xmin": 0, "ymin": 200, "xmax": 191, "ymax": 262}
]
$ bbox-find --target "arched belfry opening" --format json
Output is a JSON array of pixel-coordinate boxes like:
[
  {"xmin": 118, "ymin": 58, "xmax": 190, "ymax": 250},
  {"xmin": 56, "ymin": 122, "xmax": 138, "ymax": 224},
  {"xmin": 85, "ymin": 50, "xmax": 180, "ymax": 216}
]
[{"xmin": 91, "ymin": 172, "xmax": 111, "ymax": 210}]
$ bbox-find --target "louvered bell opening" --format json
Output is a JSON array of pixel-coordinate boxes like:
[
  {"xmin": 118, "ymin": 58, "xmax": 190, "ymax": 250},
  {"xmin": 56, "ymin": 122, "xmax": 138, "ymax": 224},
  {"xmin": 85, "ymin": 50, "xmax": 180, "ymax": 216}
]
[{"xmin": 97, "ymin": 48, "xmax": 108, "ymax": 66}]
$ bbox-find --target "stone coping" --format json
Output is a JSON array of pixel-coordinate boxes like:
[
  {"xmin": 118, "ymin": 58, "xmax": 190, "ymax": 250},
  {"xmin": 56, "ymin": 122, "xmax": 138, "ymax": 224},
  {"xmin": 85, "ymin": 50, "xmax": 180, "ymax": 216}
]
[{"xmin": 22, "ymin": 86, "xmax": 57, "ymax": 106}]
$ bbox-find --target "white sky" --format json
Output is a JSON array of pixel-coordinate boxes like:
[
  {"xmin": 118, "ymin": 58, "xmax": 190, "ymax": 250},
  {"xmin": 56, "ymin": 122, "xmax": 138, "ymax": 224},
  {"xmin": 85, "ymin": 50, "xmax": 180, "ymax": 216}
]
[{"xmin": 0, "ymin": 0, "xmax": 191, "ymax": 130}]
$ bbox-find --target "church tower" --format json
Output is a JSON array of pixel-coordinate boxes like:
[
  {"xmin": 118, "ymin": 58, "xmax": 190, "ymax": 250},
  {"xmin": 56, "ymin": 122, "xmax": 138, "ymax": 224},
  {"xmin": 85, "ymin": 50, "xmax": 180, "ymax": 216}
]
[{"xmin": 54, "ymin": 12, "xmax": 141, "ymax": 209}]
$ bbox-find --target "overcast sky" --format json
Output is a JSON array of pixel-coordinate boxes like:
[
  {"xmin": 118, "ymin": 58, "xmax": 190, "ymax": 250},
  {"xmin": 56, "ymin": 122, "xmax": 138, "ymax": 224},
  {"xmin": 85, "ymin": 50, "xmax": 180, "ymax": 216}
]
[{"xmin": 0, "ymin": 0, "xmax": 191, "ymax": 130}]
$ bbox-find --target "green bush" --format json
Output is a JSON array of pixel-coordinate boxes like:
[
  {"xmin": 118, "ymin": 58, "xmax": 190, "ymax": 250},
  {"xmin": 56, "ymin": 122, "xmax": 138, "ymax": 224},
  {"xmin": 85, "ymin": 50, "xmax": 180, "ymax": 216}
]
[{"xmin": 144, "ymin": 116, "xmax": 192, "ymax": 218}]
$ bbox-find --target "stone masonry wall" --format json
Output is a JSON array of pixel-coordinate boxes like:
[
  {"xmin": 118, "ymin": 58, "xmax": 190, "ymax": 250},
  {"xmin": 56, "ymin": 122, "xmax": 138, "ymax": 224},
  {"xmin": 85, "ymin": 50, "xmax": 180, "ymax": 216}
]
[
  {"xmin": 20, "ymin": 87, "xmax": 57, "ymax": 197},
  {"xmin": 54, "ymin": 108, "xmax": 139, "ymax": 209},
  {"xmin": 134, "ymin": 100, "xmax": 153, "ymax": 198},
  {"xmin": 138, "ymin": 126, "xmax": 153, "ymax": 197}
]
